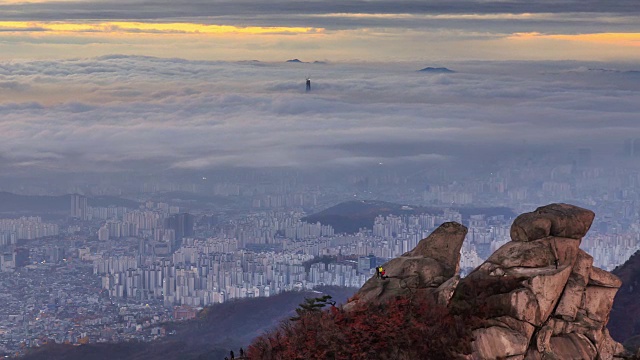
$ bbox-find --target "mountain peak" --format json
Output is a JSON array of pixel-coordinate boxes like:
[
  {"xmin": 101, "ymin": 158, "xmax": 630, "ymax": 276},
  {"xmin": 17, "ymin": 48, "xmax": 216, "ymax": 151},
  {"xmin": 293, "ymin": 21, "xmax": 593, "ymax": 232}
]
[{"xmin": 418, "ymin": 66, "xmax": 454, "ymax": 73}]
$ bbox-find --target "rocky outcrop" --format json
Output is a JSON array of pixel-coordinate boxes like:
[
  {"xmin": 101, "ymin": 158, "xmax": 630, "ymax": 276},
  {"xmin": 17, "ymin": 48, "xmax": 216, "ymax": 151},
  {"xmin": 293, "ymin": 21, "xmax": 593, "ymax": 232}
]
[
  {"xmin": 344, "ymin": 203, "xmax": 629, "ymax": 360},
  {"xmin": 510, "ymin": 203, "xmax": 595, "ymax": 242},
  {"xmin": 344, "ymin": 222, "xmax": 467, "ymax": 310},
  {"xmin": 455, "ymin": 203, "xmax": 625, "ymax": 360}
]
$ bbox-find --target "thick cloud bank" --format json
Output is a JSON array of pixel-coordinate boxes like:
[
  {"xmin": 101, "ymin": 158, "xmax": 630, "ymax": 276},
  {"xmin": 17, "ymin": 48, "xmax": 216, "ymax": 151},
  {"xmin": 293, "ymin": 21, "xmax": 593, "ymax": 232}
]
[
  {"xmin": 3, "ymin": 0, "xmax": 640, "ymax": 22},
  {"xmin": 0, "ymin": 56, "xmax": 638, "ymax": 174}
]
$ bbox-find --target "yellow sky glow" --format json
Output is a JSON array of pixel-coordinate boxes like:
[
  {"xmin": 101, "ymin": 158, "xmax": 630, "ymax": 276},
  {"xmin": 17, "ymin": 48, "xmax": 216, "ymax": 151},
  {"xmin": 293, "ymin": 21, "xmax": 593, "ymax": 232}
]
[
  {"xmin": 509, "ymin": 32, "xmax": 640, "ymax": 46},
  {"xmin": 0, "ymin": 21, "xmax": 320, "ymax": 35},
  {"xmin": 0, "ymin": 20, "xmax": 639, "ymax": 62}
]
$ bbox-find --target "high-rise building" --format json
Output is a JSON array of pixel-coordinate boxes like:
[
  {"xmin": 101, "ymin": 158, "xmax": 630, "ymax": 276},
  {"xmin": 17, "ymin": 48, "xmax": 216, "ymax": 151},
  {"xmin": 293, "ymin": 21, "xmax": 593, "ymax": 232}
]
[
  {"xmin": 164, "ymin": 213, "xmax": 194, "ymax": 240},
  {"xmin": 70, "ymin": 194, "xmax": 88, "ymax": 220},
  {"xmin": 14, "ymin": 248, "xmax": 29, "ymax": 267},
  {"xmin": 98, "ymin": 225, "xmax": 109, "ymax": 241},
  {"xmin": 0, "ymin": 247, "xmax": 30, "ymax": 272},
  {"xmin": 357, "ymin": 254, "xmax": 376, "ymax": 274}
]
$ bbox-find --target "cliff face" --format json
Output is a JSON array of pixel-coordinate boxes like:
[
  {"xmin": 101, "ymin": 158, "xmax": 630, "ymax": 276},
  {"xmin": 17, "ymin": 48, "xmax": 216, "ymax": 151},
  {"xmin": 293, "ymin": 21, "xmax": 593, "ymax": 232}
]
[
  {"xmin": 610, "ymin": 250, "xmax": 640, "ymax": 345},
  {"xmin": 344, "ymin": 221, "xmax": 467, "ymax": 310},
  {"xmin": 345, "ymin": 203, "xmax": 628, "ymax": 360}
]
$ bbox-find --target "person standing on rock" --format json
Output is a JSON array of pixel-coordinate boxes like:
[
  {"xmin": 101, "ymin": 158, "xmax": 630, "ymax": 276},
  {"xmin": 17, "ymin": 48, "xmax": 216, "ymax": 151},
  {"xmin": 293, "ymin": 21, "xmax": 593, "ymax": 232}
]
[
  {"xmin": 380, "ymin": 266, "xmax": 387, "ymax": 279},
  {"xmin": 375, "ymin": 266, "xmax": 381, "ymax": 278}
]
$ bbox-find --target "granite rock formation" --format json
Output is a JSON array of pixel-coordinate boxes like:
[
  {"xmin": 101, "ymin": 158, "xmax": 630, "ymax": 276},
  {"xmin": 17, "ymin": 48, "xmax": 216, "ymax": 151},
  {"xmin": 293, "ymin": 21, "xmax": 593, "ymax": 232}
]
[
  {"xmin": 344, "ymin": 203, "xmax": 629, "ymax": 360},
  {"xmin": 344, "ymin": 222, "xmax": 467, "ymax": 310}
]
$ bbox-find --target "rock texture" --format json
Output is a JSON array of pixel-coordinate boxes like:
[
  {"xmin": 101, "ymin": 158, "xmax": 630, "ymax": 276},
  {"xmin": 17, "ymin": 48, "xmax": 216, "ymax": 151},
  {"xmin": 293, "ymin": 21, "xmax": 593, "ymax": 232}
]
[
  {"xmin": 344, "ymin": 203, "xmax": 629, "ymax": 360},
  {"xmin": 510, "ymin": 203, "xmax": 595, "ymax": 242},
  {"xmin": 344, "ymin": 222, "xmax": 467, "ymax": 310}
]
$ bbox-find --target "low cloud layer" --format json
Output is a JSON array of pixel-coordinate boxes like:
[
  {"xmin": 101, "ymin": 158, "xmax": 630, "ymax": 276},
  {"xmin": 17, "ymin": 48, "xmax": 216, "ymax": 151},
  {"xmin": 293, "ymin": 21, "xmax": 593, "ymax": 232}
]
[{"xmin": 0, "ymin": 56, "xmax": 639, "ymax": 176}]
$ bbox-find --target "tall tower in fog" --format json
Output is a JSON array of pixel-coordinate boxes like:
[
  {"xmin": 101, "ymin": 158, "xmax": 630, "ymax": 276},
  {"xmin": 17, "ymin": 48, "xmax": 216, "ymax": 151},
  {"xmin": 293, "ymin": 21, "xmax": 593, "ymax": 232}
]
[
  {"xmin": 70, "ymin": 194, "xmax": 88, "ymax": 220},
  {"xmin": 623, "ymin": 138, "xmax": 640, "ymax": 157},
  {"xmin": 306, "ymin": 77, "xmax": 311, "ymax": 92}
]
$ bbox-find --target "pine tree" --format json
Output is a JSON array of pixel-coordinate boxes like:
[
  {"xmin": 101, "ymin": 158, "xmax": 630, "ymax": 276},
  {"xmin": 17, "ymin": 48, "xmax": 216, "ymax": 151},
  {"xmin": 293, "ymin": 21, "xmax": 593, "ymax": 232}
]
[{"xmin": 290, "ymin": 295, "xmax": 335, "ymax": 321}]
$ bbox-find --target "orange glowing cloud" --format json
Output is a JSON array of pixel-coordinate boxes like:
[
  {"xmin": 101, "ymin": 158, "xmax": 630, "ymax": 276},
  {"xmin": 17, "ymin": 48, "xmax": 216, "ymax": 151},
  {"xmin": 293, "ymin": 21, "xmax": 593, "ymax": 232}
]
[
  {"xmin": 0, "ymin": 21, "xmax": 321, "ymax": 35},
  {"xmin": 508, "ymin": 32, "xmax": 640, "ymax": 47}
]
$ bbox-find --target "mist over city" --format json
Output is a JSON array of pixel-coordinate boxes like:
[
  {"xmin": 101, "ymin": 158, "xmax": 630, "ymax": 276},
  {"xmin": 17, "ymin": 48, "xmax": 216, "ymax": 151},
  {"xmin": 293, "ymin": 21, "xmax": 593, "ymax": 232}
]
[{"xmin": 0, "ymin": 0, "xmax": 639, "ymax": 359}]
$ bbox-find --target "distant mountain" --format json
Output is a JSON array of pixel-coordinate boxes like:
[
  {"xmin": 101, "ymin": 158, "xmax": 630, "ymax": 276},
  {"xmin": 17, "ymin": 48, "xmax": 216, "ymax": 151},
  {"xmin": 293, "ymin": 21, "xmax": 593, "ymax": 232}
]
[
  {"xmin": 285, "ymin": 59, "xmax": 326, "ymax": 64},
  {"xmin": 609, "ymin": 250, "xmax": 640, "ymax": 350},
  {"xmin": 0, "ymin": 192, "xmax": 68, "ymax": 213},
  {"xmin": 0, "ymin": 192, "xmax": 139, "ymax": 214},
  {"xmin": 586, "ymin": 68, "xmax": 640, "ymax": 75},
  {"xmin": 148, "ymin": 191, "xmax": 237, "ymax": 209},
  {"xmin": 89, "ymin": 196, "xmax": 140, "ymax": 208},
  {"xmin": 302, "ymin": 200, "xmax": 515, "ymax": 234},
  {"xmin": 418, "ymin": 67, "xmax": 455, "ymax": 73},
  {"xmin": 22, "ymin": 287, "xmax": 356, "ymax": 360},
  {"xmin": 562, "ymin": 67, "xmax": 640, "ymax": 76}
]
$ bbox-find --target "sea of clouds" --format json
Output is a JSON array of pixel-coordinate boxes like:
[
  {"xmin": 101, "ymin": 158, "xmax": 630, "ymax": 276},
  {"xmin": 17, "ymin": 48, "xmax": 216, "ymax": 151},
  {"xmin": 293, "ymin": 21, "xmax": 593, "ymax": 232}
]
[{"xmin": 0, "ymin": 56, "xmax": 639, "ymax": 175}]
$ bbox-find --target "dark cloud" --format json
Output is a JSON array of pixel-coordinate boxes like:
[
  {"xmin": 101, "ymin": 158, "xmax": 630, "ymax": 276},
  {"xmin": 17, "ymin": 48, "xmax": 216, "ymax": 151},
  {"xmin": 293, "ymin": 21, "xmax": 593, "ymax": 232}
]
[{"xmin": 1, "ymin": 0, "xmax": 638, "ymax": 22}]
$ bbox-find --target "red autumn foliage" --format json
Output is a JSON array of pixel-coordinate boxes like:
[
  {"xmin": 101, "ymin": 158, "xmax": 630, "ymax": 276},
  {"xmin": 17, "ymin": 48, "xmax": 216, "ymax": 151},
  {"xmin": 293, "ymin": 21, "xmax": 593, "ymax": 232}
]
[{"xmin": 247, "ymin": 296, "xmax": 478, "ymax": 360}]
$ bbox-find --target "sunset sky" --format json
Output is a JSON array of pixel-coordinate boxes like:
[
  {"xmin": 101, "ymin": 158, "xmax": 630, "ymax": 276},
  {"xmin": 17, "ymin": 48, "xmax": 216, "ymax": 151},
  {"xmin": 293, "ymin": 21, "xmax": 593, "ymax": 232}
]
[{"xmin": 0, "ymin": 0, "xmax": 639, "ymax": 61}]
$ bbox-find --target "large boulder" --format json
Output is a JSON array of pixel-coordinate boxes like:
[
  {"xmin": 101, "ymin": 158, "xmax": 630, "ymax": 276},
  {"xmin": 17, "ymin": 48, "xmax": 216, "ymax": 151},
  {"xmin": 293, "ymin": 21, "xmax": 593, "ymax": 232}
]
[
  {"xmin": 454, "ymin": 236, "xmax": 578, "ymax": 323},
  {"xmin": 510, "ymin": 212, "xmax": 553, "ymax": 243},
  {"xmin": 511, "ymin": 203, "xmax": 595, "ymax": 242},
  {"xmin": 406, "ymin": 221, "xmax": 468, "ymax": 272},
  {"xmin": 589, "ymin": 267, "xmax": 622, "ymax": 288},
  {"xmin": 472, "ymin": 326, "xmax": 529, "ymax": 359},
  {"xmin": 449, "ymin": 204, "xmax": 625, "ymax": 360},
  {"xmin": 546, "ymin": 333, "xmax": 597, "ymax": 360},
  {"xmin": 555, "ymin": 250, "xmax": 594, "ymax": 321},
  {"xmin": 344, "ymin": 222, "xmax": 467, "ymax": 310}
]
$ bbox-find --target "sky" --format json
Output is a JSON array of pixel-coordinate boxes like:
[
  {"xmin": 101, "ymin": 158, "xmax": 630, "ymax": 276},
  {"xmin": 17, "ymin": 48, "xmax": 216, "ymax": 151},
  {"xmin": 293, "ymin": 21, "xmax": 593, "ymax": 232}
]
[
  {"xmin": 0, "ymin": 0, "xmax": 638, "ymax": 61},
  {"xmin": 0, "ymin": 0, "xmax": 639, "ymax": 179}
]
